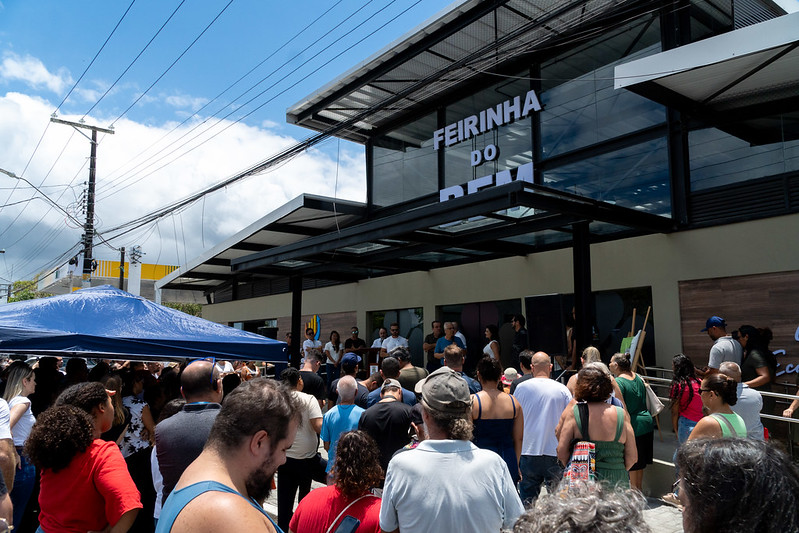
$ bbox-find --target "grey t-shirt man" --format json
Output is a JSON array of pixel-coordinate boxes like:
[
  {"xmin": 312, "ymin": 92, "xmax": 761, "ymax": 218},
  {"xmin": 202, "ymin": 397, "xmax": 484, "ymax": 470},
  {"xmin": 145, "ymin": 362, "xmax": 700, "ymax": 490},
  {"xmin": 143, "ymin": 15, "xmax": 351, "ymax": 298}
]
[
  {"xmin": 155, "ymin": 402, "xmax": 221, "ymax": 501},
  {"xmin": 708, "ymin": 336, "xmax": 742, "ymax": 369}
]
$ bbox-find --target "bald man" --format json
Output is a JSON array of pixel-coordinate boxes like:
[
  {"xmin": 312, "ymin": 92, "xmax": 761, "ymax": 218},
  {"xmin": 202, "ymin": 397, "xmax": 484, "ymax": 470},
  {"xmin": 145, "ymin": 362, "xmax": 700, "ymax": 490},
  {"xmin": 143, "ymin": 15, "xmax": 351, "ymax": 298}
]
[
  {"xmin": 513, "ymin": 351, "xmax": 572, "ymax": 504},
  {"xmin": 156, "ymin": 360, "xmax": 223, "ymax": 502},
  {"xmin": 719, "ymin": 362, "xmax": 764, "ymax": 440}
]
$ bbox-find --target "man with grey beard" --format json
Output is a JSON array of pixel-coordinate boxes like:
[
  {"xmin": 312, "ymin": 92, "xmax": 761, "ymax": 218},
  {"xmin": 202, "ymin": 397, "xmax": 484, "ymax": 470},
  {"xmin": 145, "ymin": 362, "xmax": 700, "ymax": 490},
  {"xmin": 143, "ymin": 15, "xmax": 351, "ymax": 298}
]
[{"xmin": 155, "ymin": 378, "xmax": 300, "ymax": 533}]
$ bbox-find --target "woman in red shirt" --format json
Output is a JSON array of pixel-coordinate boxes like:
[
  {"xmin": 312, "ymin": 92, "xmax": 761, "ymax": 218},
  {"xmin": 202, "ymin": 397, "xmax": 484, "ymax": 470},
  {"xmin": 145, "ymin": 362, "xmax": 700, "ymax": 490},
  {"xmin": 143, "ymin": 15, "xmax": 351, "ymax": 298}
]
[
  {"xmin": 290, "ymin": 431, "xmax": 382, "ymax": 533},
  {"xmin": 662, "ymin": 354, "xmax": 704, "ymax": 506},
  {"xmin": 25, "ymin": 383, "xmax": 142, "ymax": 533}
]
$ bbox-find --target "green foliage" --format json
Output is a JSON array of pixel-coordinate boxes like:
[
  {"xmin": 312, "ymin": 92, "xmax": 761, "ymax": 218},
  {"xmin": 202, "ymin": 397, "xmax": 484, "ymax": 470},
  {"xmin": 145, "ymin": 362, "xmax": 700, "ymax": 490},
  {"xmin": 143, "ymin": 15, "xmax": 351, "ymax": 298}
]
[
  {"xmin": 163, "ymin": 301, "xmax": 202, "ymax": 317},
  {"xmin": 8, "ymin": 281, "xmax": 52, "ymax": 302}
]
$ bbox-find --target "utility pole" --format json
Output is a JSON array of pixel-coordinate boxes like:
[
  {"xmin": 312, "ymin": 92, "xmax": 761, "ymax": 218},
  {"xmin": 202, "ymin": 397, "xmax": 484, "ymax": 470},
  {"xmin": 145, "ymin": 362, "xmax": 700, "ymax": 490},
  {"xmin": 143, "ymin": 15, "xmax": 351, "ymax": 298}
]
[
  {"xmin": 50, "ymin": 117, "xmax": 114, "ymax": 288},
  {"xmin": 119, "ymin": 247, "xmax": 126, "ymax": 290}
]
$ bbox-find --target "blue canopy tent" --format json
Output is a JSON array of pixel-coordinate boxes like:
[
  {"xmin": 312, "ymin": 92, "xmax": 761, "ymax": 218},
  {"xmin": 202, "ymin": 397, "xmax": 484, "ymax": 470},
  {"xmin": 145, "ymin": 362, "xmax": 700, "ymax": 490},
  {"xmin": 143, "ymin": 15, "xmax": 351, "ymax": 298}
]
[{"xmin": 0, "ymin": 285, "xmax": 287, "ymax": 363}]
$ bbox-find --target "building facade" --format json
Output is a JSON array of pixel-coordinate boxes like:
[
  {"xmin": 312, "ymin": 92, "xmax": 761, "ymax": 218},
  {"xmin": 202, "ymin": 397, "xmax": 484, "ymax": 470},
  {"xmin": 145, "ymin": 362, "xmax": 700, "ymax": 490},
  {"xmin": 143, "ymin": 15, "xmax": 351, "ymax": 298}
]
[{"xmin": 158, "ymin": 0, "xmax": 799, "ymax": 394}]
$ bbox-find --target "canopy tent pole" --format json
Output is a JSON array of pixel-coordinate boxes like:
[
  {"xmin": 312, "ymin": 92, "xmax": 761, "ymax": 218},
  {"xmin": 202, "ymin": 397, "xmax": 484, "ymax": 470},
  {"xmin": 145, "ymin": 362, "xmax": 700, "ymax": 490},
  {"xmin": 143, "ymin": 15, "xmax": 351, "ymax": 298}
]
[{"xmin": 290, "ymin": 275, "xmax": 303, "ymax": 368}]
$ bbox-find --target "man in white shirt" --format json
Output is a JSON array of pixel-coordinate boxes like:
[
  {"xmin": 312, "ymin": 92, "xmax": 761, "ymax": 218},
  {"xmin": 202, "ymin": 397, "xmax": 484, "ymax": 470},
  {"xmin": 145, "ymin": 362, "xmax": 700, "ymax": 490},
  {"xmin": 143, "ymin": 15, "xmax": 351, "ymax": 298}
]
[
  {"xmin": 514, "ymin": 351, "xmax": 572, "ymax": 504},
  {"xmin": 452, "ymin": 321, "xmax": 467, "ymax": 349},
  {"xmin": 380, "ymin": 367, "xmax": 523, "ymax": 533},
  {"xmin": 302, "ymin": 328, "xmax": 322, "ymax": 360},
  {"xmin": 276, "ymin": 368, "xmax": 323, "ymax": 531},
  {"xmin": 380, "ymin": 323, "xmax": 408, "ymax": 359},
  {"xmin": 371, "ymin": 327, "xmax": 388, "ymax": 349}
]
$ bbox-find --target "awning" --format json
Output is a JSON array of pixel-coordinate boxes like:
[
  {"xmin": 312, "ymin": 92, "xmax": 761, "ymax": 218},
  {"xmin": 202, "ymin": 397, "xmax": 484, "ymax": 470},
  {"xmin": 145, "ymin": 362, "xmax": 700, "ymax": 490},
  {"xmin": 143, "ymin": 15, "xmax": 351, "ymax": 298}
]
[
  {"xmin": 614, "ymin": 11, "xmax": 799, "ymax": 145},
  {"xmin": 156, "ymin": 195, "xmax": 367, "ymax": 295},
  {"xmin": 158, "ymin": 179, "xmax": 674, "ymax": 299}
]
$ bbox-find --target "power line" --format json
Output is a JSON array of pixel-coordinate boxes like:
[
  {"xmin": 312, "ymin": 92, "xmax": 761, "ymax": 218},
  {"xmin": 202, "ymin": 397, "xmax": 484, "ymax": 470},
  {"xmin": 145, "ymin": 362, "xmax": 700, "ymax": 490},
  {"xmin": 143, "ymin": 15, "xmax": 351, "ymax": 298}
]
[
  {"xmin": 109, "ymin": 0, "xmax": 236, "ymax": 127},
  {"xmin": 96, "ymin": 0, "xmax": 374, "ymax": 197},
  {"xmin": 81, "ymin": 0, "xmax": 187, "ymax": 119},
  {"xmin": 98, "ymin": 0, "xmax": 410, "ymax": 201},
  {"xmin": 0, "ymin": 1, "xmax": 136, "ymax": 238},
  {"xmin": 96, "ymin": 0, "xmax": 349, "ymax": 194},
  {"xmin": 57, "ymin": 0, "xmax": 138, "ymax": 113}
]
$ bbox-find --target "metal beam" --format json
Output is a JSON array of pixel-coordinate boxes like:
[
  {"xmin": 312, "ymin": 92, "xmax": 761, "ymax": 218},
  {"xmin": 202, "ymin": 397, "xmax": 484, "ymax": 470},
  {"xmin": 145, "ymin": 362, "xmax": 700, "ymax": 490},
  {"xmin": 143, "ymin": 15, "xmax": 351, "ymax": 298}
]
[
  {"xmin": 230, "ymin": 242, "xmax": 274, "ymax": 252},
  {"xmin": 204, "ymin": 257, "xmax": 231, "ymax": 267},
  {"xmin": 232, "ymin": 181, "xmax": 672, "ymax": 273},
  {"xmin": 231, "ymin": 185, "xmax": 519, "ymax": 272},
  {"xmin": 177, "ymin": 272, "xmax": 231, "ymax": 281}
]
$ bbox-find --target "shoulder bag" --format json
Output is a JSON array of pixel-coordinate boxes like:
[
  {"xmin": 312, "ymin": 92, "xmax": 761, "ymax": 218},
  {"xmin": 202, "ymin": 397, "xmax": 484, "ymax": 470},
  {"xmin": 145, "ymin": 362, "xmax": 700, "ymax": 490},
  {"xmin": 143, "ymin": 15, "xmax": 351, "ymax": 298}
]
[{"xmin": 644, "ymin": 381, "xmax": 665, "ymax": 416}]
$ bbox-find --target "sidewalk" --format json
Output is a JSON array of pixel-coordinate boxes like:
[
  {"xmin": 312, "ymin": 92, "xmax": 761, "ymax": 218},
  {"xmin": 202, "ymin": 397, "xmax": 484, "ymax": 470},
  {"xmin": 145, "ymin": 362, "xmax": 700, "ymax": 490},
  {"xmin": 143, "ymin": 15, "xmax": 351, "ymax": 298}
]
[{"xmin": 644, "ymin": 497, "xmax": 684, "ymax": 533}]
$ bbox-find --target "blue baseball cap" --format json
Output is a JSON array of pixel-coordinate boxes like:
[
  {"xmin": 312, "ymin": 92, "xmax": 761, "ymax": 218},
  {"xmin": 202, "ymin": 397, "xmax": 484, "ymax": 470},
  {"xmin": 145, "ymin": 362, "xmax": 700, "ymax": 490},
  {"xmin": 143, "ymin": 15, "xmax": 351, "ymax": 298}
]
[
  {"xmin": 701, "ymin": 316, "xmax": 726, "ymax": 332},
  {"xmin": 341, "ymin": 352, "xmax": 361, "ymax": 366}
]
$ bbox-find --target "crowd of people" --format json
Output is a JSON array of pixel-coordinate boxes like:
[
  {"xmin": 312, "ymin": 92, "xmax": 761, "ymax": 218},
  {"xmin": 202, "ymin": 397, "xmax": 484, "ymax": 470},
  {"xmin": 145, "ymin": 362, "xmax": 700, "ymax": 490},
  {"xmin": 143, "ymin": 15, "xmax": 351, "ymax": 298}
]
[{"xmin": 0, "ymin": 311, "xmax": 797, "ymax": 533}]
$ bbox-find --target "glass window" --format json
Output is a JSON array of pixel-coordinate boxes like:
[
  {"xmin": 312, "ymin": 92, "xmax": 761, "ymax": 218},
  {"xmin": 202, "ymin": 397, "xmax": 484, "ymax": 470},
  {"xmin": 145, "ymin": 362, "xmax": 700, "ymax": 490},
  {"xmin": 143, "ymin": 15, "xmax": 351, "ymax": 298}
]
[
  {"xmin": 543, "ymin": 137, "xmax": 671, "ymax": 217},
  {"xmin": 372, "ymin": 113, "xmax": 438, "ymax": 207},
  {"xmin": 539, "ymin": 17, "xmax": 665, "ymax": 159},
  {"xmin": 444, "ymin": 76, "xmax": 533, "ymax": 187},
  {"xmin": 689, "ymin": 127, "xmax": 799, "ymax": 190}
]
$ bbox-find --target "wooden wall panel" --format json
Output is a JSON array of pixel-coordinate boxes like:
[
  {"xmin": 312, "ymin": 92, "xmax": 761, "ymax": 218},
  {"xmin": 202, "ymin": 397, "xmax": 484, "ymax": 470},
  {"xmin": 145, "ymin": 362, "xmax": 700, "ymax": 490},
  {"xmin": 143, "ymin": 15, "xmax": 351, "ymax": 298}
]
[
  {"xmin": 276, "ymin": 311, "xmax": 357, "ymax": 346},
  {"xmin": 679, "ymin": 270, "xmax": 799, "ymax": 386}
]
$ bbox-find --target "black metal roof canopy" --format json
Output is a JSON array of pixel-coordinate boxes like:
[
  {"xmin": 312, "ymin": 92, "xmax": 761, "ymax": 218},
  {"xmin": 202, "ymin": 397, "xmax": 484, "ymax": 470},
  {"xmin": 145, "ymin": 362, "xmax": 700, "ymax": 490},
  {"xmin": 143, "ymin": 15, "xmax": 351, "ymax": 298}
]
[
  {"xmin": 157, "ymin": 181, "xmax": 674, "ymax": 299},
  {"xmin": 286, "ymin": 0, "xmax": 644, "ymax": 144},
  {"xmin": 228, "ymin": 181, "xmax": 674, "ymax": 280},
  {"xmin": 156, "ymin": 195, "xmax": 367, "ymax": 296},
  {"xmin": 614, "ymin": 11, "xmax": 799, "ymax": 145}
]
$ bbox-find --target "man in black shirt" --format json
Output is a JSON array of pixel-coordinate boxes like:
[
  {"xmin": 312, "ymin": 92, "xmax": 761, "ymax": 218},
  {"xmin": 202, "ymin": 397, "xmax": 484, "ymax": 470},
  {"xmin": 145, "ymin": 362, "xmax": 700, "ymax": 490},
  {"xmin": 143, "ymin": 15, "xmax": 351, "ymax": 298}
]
[
  {"xmin": 422, "ymin": 320, "xmax": 443, "ymax": 373},
  {"xmin": 344, "ymin": 326, "xmax": 367, "ymax": 353},
  {"xmin": 511, "ymin": 314, "xmax": 529, "ymax": 370},
  {"xmin": 358, "ymin": 379, "xmax": 412, "ymax": 472},
  {"xmin": 299, "ymin": 350, "xmax": 326, "ymax": 408},
  {"xmin": 509, "ymin": 350, "xmax": 534, "ymax": 394},
  {"xmin": 327, "ymin": 353, "xmax": 370, "ymax": 409}
]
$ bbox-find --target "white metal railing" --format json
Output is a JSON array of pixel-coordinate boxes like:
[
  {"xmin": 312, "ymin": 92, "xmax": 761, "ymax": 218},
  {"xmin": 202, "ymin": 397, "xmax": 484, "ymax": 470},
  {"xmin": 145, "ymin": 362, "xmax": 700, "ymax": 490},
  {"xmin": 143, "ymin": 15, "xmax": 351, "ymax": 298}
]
[{"xmin": 641, "ymin": 373, "xmax": 799, "ymax": 426}]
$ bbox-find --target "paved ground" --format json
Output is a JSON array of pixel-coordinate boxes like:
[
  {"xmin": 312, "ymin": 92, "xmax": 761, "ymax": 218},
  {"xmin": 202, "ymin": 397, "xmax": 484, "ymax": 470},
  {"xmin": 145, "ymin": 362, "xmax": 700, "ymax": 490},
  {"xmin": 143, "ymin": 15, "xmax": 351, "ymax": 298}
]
[{"xmin": 643, "ymin": 497, "xmax": 684, "ymax": 533}]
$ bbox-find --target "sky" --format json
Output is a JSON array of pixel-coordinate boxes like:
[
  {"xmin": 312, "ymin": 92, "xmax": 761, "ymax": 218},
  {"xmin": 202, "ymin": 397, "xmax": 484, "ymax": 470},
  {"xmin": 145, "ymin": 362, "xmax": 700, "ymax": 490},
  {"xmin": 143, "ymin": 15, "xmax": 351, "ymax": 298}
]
[
  {"xmin": 0, "ymin": 0, "xmax": 797, "ymax": 286},
  {"xmin": 0, "ymin": 0, "xmax": 454, "ymax": 284}
]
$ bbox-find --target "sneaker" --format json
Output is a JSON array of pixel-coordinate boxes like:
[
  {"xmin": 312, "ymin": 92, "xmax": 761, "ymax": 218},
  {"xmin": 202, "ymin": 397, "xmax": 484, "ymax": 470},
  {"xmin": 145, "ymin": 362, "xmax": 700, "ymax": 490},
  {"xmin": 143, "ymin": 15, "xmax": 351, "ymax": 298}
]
[{"xmin": 661, "ymin": 492, "xmax": 683, "ymax": 510}]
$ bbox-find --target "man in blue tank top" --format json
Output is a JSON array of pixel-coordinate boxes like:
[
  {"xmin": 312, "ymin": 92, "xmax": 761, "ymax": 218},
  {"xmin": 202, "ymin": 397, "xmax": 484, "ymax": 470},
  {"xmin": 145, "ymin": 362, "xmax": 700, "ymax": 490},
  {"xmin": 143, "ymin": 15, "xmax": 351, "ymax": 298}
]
[{"xmin": 156, "ymin": 378, "xmax": 301, "ymax": 533}]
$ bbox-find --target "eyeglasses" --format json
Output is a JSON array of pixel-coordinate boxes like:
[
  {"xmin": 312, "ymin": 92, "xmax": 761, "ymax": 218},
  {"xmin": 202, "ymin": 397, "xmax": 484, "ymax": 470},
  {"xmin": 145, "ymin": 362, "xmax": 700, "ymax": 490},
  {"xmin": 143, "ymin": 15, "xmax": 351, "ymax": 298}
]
[
  {"xmin": 188, "ymin": 356, "xmax": 219, "ymax": 386},
  {"xmin": 699, "ymin": 388, "xmax": 714, "ymax": 393}
]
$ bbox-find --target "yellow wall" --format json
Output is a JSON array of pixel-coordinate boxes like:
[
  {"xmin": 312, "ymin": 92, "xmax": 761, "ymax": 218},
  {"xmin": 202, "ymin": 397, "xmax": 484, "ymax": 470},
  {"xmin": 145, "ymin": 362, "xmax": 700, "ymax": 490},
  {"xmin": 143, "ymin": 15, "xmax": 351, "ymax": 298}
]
[
  {"xmin": 95, "ymin": 261, "xmax": 177, "ymax": 281},
  {"xmin": 202, "ymin": 213, "xmax": 799, "ymax": 368}
]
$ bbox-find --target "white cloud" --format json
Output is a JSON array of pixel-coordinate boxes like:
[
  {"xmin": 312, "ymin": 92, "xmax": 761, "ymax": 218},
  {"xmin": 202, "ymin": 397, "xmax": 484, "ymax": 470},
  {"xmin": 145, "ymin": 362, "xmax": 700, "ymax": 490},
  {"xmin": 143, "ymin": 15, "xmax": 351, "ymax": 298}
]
[
  {"xmin": 0, "ymin": 52, "xmax": 72, "ymax": 94},
  {"xmin": 164, "ymin": 93, "xmax": 209, "ymax": 111},
  {"xmin": 0, "ymin": 91, "xmax": 365, "ymax": 281}
]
